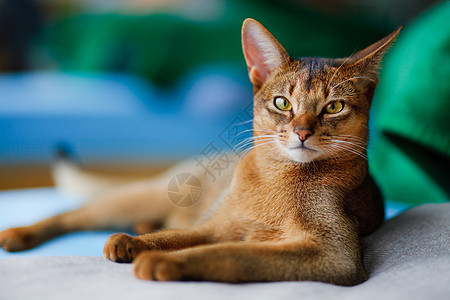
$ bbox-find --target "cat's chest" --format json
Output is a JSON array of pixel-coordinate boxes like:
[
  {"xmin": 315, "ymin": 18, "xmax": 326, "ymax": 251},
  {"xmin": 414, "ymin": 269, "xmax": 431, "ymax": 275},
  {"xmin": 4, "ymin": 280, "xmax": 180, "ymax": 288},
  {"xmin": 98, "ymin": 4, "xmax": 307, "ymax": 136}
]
[
  {"xmin": 226, "ymin": 182, "xmax": 332, "ymax": 242},
  {"xmin": 227, "ymin": 154, "xmax": 352, "ymax": 226},
  {"xmin": 232, "ymin": 177, "xmax": 331, "ymax": 226}
]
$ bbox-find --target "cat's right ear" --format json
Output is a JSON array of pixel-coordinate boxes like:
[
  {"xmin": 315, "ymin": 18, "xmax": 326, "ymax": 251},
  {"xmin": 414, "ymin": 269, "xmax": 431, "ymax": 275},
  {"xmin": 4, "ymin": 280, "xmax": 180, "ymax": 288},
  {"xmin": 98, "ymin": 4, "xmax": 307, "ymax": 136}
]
[
  {"xmin": 344, "ymin": 27, "xmax": 402, "ymax": 79},
  {"xmin": 242, "ymin": 18, "xmax": 290, "ymax": 88}
]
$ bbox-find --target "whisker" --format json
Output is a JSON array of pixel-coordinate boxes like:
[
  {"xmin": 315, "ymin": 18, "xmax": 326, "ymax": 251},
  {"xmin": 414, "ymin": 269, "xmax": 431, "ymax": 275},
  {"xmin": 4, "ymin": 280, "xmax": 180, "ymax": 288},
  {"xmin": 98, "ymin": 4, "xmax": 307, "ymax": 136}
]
[
  {"xmin": 233, "ymin": 119, "xmax": 253, "ymax": 126},
  {"xmin": 326, "ymin": 135, "xmax": 368, "ymax": 146},
  {"xmin": 234, "ymin": 139, "xmax": 275, "ymax": 153},
  {"xmin": 233, "ymin": 136, "xmax": 277, "ymax": 152},
  {"xmin": 233, "ymin": 134, "xmax": 278, "ymax": 145},
  {"xmin": 238, "ymin": 140, "xmax": 278, "ymax": 158},
  {"xmin": 234, "ymin": 139, "xmax": 273, "ymax": 152},
  {"xmin": 330, "ymin": 140, "xmax": 367, "ymax": 151},
  {"xmin": 235, "ymin": 128, "xmax": 277, "ymax": 137},
  {"xmin": 337, "ymin": 134, "xmax": 367, "ymax": 141},
  {"xmin": 253, "ymin": 134, "xmax": 279, "ymax": 138},
  {"xmin": 322, "ymin": 134, "xmax": 366, "ymax": 143},
  {"xmin": 239, "ymin": 144, "xmax": 275, "ymax": 159},
  {"xmin": 323, "ymin": 137, "xmax": 368, "ymax": 158},
  {"xmin": 329, "ymin": 144, "xmax": 368, "ymax": 161},
  {"xmin": 234, "ymin": 135, "xmax": 278, "ymax": 146},
  {"xmin": 235, "ymin": 128, "xmax": 257, "ymax": 137}
]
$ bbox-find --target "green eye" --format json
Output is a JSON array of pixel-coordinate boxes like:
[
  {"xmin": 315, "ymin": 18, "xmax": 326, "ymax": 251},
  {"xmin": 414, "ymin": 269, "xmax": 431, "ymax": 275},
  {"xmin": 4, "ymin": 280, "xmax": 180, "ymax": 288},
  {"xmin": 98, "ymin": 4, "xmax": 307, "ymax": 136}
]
[
  {"xmin": 274, "ymin": 97, "xmax": 292, "ymax": 111},
  {"xmin": 325, "ymin": 101, "xmax": 344, "ymax": 114}
]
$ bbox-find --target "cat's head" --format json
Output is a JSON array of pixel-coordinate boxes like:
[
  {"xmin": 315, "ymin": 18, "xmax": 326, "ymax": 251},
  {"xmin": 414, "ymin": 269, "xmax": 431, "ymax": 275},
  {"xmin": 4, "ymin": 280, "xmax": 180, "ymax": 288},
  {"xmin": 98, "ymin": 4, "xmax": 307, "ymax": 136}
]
[{"xmin": 242, "ymin": 18, "xmax": 400, "ymax": 164}]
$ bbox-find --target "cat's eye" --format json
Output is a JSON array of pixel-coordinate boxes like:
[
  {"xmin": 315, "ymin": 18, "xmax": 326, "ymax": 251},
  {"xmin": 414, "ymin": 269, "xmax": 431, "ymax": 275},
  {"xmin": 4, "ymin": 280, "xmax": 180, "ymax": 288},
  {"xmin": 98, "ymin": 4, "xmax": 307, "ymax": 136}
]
[
  {"xmin": 325, "ymin": 101, "xmax": 344, "ymax": 114},
  {"xmin": 274, "ymin": 97, "xmax": 292, "ymax": 111}
]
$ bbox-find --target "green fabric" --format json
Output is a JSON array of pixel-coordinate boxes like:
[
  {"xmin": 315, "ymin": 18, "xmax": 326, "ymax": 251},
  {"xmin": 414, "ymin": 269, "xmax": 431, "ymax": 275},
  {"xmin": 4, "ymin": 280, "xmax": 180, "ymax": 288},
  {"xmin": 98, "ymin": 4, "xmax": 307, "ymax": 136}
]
[
  {"xmin": 370, "ymin": 1, "xmax": 450, "ymax": 205},
  {"xmin": 35, "ymin": 0, "xmax": 387, "ymax": 86}
]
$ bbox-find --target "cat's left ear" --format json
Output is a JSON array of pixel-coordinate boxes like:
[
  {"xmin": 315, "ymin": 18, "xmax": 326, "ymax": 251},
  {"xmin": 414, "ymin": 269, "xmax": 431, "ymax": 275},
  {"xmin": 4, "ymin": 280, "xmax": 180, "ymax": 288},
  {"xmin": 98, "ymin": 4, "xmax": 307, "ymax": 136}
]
[
  {"xmin": 346, "ymin": 27, "xmax": 402, "ymax": 78},
  {"xmin": 242, "ymin": 18, "xmax": 290, "ymax": 88}
]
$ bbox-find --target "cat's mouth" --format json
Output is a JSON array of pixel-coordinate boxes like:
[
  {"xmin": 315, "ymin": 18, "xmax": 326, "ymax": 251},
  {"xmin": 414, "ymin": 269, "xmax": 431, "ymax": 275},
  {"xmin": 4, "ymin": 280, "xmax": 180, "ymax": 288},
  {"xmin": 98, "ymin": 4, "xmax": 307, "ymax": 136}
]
[
  {"xmin": 288, "ymin": 145, "xmax": 317, "ymax": 152},
  {"xmin": 285, "ymin": 144, "xmax": 321, "ymax": 163}
]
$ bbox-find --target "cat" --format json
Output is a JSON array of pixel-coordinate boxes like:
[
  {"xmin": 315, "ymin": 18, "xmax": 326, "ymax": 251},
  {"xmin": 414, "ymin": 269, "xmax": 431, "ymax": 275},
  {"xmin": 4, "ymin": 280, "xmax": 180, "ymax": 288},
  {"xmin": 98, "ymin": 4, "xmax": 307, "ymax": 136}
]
[{"xmin": 0, "ymin": 18, "xmax": 400, "ymax": 286}]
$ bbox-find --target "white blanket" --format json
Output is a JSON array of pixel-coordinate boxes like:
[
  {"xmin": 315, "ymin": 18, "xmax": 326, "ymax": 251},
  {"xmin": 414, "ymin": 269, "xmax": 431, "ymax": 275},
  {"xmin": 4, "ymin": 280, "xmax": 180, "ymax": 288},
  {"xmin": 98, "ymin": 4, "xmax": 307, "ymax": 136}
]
[{"xmin": 0, "ymin": 203, "xmax": 448, "ymax": 300}]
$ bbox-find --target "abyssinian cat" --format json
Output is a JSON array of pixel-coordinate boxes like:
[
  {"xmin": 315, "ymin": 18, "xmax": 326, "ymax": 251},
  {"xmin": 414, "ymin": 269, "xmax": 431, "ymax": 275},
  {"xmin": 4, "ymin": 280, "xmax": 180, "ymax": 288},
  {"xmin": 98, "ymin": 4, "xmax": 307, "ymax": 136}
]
[{"xmin": 0, "ymin": 19, "xmax": 400, "ymax": 286}]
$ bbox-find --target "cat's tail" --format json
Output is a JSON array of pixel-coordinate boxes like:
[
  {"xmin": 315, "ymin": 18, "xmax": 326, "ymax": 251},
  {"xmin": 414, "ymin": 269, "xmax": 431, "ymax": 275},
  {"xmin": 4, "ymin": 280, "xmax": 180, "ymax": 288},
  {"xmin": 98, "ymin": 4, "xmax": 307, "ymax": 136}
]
[{"xmin": 51, "ymin": 144, "xmax": 137, "ymax": 198}]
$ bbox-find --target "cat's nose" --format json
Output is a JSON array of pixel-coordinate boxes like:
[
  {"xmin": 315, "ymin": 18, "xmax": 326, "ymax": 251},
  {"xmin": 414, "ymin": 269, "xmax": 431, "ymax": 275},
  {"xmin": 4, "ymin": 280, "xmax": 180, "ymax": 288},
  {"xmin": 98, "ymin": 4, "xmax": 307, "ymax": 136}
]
[{"xmin": 294, "ymin": 126, "xmax": 313, "ymax": 142}]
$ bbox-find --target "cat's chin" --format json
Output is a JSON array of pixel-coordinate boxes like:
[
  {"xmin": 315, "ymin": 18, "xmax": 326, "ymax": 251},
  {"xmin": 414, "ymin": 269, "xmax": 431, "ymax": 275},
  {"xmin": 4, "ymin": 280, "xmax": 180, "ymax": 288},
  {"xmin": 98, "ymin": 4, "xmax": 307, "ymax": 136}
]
[{"xmin": 284, "ymin": 147, "xmax": 321, "ymax": 164}]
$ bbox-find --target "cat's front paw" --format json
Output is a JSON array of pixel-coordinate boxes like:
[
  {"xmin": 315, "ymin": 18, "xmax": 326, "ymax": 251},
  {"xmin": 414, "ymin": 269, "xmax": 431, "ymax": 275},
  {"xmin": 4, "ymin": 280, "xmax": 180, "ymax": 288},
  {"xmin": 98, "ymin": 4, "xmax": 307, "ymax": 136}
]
[
  {"xmin": 0, "ymin": 227, "xmax": 38, "ymax": 252},
  {"xmin": 103, "ymin": 233, "xmax": 148, "ymax": 263},
  {"xmin": 133, "ymin": 251, "xmax": 184, "ymax": 281}
]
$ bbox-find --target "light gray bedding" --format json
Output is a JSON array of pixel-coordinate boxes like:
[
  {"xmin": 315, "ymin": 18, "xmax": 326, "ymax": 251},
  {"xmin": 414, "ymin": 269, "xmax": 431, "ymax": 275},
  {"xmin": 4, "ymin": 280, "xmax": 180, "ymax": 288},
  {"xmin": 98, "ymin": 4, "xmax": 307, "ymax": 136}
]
[{"xmin": 0, "ymin": 203, "xmax": 448, "ymax": 300}]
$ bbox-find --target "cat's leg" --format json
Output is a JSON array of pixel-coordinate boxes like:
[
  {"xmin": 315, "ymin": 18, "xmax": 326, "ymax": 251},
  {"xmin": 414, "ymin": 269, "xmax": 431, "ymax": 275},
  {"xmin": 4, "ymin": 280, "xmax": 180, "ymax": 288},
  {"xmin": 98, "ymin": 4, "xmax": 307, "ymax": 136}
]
[
  {"xmin": 0, "ymin": 180, "xmax": 174, "ymax": 252},
  {"xmin": 103, "ymin": 225, "xmax": 217, "ymax": 263},
  {"xmin": 132, "ymin": 239, "xmax": 366, "ymax": 286},
  {"xmin": 129, "ymin": 211, "xmax": 366, "ymax": 285}
]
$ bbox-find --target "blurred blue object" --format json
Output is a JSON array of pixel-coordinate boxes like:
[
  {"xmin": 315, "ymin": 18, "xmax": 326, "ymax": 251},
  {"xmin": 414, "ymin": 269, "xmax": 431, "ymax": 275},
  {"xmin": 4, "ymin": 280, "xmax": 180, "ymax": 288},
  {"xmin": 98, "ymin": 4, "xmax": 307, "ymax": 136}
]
[
  {"xmin": 384, "ymin": 200, "xmax": 411, "ymax": 219},
  {"xmin": 0, "ymin": 67, "xmax": 253, "ymax": 164}
]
